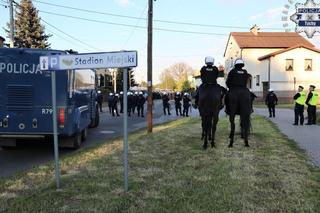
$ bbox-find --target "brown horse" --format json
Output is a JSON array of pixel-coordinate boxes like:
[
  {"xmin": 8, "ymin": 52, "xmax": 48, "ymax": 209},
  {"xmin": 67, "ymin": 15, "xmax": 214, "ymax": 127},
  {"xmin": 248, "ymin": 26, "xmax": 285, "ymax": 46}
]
[
  {"xmin": 227, "ymin": 88, "xmax": 252, "ymax": 147},
  {"xmin": 198, "ymin": 84, "xmax": 221, "ymax": 149}
]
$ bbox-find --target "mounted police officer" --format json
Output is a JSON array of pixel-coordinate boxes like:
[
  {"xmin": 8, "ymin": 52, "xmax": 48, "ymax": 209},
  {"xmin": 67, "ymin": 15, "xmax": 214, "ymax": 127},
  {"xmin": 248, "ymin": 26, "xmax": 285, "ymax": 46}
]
[
  {"xmin": 195, "ymin": 56, "xmax": 220, "ymax": 108},
  {"xmin": 265, "ymin": 88, "xmax": 278, "ymax": 117},
  {"xmin": 107, "ymin": 92, "xmax": 114, "ymax": 114},
  {"xmin": 225, "ymin": 59, "xmax": 251, "ymax": 115},
  {"xmin": 305, "ymin": 85, "xmax": 318, "ymax": 125},
  {"xmin": 293, "ymin": 86, "xmax": 306, "ymax": 125},
  {"xmin": 137, "ymin": 91, "xmax": 146, "ymax": 117},
  {"xmin": 183, "ymin": 93, "xmax": 191, "ymax": 117},
  {"xmin": 174, "ymin": 92, "xmax": 182, "ymax": 116},
  {"xmin": 162, "ymin": 92, "xmax": 171, "ymax": 115}
]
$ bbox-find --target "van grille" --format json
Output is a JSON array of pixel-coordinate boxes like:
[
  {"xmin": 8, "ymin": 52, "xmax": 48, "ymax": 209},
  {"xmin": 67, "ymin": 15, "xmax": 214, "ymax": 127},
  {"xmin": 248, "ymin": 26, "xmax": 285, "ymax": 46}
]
[{"xmin": 7, "ymin": 85, "xmax": 33, "ymax": 111}]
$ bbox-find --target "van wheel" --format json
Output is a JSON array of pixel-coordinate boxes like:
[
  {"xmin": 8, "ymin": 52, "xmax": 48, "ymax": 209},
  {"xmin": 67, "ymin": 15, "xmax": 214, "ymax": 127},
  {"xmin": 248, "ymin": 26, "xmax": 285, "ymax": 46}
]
[
  {"xmin": 81, "ymin": 128, "xmax": 88, "ymax": 142},
  {"xmin": 73, "ymin": 132, "xmax": 82, "ymax": 149}
]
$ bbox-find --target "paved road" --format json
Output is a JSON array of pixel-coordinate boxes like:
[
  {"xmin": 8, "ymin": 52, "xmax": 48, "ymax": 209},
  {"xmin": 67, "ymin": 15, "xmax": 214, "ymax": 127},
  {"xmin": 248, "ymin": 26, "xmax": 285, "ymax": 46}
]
[
  {"xmin": 255, "ymin": 108, "xmax": 320, "ymax": 167},
  {"xmin": 0, "ymin": 100, "xmax": 194, "ymax": 177}
]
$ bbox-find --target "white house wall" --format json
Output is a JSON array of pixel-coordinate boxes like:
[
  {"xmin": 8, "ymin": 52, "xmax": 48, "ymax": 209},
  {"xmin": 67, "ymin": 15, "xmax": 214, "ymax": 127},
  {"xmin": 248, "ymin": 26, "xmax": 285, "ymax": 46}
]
[
  {"xmin": 241, "ymin": 48, "xmax": 282, "ymax": 93},
  {"xmin": 224, "ymin": 36, "xmax": 241, "ymax": 71},
  {"xmin": 269, "ymin": 48, "xmax": 320, "ymax": 93}
]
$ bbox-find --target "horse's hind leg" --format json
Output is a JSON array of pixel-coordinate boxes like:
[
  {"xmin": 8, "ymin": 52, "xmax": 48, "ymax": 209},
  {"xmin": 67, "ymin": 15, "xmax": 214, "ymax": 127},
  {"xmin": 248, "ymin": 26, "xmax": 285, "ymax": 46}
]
[
  {"xmin": 229, "ymin": 115, "xmax": 235, "ymax": 147},
  {"xmin": 211, "ymin": 115, "xmax": 219, "ymax": 148},
  {"xmin": 203, "ymin": 132, "xmax": 208, "ymax": 150},
  {"xmin": 241, "ymin": 114, "xmax": 250, "ymax": 147},
  {"xmin": 201, "ymin": 125, "xmax": 205, "ymax": 140}
]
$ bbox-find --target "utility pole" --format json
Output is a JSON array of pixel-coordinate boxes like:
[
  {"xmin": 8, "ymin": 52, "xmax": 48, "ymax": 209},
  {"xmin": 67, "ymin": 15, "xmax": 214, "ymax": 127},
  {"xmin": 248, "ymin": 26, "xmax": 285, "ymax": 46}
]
[
  {"xmin": 147, "ymin": 0, "xmax": 153, "ymax": 132},
  {"xmin": 9, "ymin": 0, "xmax": 14, "ymax": 47}
]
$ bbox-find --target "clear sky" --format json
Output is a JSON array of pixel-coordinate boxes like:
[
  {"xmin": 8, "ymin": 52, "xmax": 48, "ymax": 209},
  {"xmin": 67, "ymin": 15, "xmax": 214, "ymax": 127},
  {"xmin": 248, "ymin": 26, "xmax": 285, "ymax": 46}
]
[{"xmin": 1, "ymin": 0, "xmax": 320, "ymax": 83}]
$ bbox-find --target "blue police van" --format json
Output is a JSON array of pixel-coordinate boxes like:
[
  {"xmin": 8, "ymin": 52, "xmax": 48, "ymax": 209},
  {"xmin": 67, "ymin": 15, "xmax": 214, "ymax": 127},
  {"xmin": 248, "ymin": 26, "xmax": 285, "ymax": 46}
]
[{"xmin": 0, "ymin": 48, "xmax": 100, "ymax": 149}]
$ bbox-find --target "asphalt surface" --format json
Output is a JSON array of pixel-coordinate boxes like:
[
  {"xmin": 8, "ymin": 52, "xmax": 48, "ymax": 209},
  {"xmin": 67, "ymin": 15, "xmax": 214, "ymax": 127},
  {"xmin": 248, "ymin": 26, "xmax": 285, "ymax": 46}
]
[
  {"xmin": 0, "ymin": 100, "xmax": 195, "ymax": 177},
  {"xmin": 254, "ymin": 108, "xmax": 320, "ymax": 167}
]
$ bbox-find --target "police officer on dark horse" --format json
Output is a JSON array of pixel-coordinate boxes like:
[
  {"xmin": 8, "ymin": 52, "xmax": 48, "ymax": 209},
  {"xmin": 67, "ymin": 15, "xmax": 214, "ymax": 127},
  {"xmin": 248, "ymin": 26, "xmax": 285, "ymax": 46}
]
[
  {"xmin": 195, "ymin": 56, "xmax": 222, "ymax": 149},
  {"xmin": 225, "ymin": 58, "xmax": 252, "ymax": 147}
]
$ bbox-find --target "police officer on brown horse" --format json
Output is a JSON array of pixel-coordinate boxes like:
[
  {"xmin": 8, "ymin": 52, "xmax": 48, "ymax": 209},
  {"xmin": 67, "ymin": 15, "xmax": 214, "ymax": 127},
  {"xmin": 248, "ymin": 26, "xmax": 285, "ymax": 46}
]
[
  {"xmin": 195, "ymin": 56, "xmax": 221, "ymax": 149},
  {"xmin": 195, "ymin": 56, "xmax": 220, "ymax": 107},
  {"xmin": 226, "ymin": 58, "xmax": 252, "ymax": 147}
]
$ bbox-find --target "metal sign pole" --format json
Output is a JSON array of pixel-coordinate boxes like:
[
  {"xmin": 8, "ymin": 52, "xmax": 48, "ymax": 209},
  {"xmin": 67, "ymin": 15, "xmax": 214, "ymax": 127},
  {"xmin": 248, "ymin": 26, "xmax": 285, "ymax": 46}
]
[
  {"xmin": 123, "ymin": 68, "xmax": 129, "ymax": 192},
  {"xmin": 51, "ymin": 71, "xmax": 61, "ymax": 189}
]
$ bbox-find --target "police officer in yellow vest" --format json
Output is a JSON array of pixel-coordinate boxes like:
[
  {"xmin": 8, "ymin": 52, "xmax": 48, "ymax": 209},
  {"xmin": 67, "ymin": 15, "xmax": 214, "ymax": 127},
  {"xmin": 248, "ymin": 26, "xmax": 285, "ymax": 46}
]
[
  {"xmin": 305, "ymin": 85, "xmax": 318, "ymax": 125},
  {"xmin": 293, "ymin": 86, "xmax": 306, "ymax": 125}
]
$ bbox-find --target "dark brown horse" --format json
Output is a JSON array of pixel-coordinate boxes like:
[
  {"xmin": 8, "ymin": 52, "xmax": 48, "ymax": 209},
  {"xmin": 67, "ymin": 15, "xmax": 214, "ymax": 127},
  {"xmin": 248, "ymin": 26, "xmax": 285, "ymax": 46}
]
[
  {"xmin": 198, "ymin": 84, "xmax": 221, "ymax": 149},
  {"xmin": 227, "ymin": 88, "xmax": 251, "ymax": 147}
]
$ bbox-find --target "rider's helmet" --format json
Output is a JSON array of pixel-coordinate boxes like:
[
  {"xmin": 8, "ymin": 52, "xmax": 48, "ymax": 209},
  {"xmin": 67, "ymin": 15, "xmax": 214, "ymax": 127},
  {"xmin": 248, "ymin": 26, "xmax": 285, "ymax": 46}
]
[
  {"xmin": 139, "ymin": 91, "xmax": 143, "ymax": 95},
  {"xmin": 268, "ymin": 88, "xmax": 274, "ymax": 92},
  {"xmin": 115, "ymin": 93, "xmax": 119, "ymax": 97},
  {"xmin": 176, "ymin": 92, "xmax": 181, "ymax": 95},
  {"xmin": 234, "ymin": 58, "xmax": 245, "ymax": 67},
  {"xmin": 184, "ymin": 93, "xmax": 189, "ymax": 96},
  {"xmin": 109, "ymin": 92, "xmax": 114, "ymax": 96},
  {"xmin": 134, "ymin": 91, "xmax": 138, "ymax": 95},
  {"xmin": 120, "ymin": 91, "xmax": 123, "ymax": 95},
  {"xmin": 97, "ymin": 90, "xmax": 101, "ymax": 94},
  {"xmin": 205, "ymin": 56, "xmax": 214, "ymax": 66}
]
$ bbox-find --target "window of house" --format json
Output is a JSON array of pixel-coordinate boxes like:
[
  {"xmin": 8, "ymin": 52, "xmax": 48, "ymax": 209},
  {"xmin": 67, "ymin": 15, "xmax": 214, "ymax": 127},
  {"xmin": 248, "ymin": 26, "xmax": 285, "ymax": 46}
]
[
  {"xmin": 305, "ymin": 59, "xmax": 312, "ymax": 71},
  {"xmin": 256, "ymin": 75, "xmax": 260, "ymax": 86},
  {"xmin": 286, "ymin": 59, "xmax": 294, "ymax": 71}
]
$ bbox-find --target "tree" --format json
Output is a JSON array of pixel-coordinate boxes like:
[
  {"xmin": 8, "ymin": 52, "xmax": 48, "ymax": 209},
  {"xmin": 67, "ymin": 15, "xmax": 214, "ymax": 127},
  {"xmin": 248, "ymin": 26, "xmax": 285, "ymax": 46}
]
[
  {"xmin": 5, "ymin": 0, "xmax": 51, "ymax": 48},
  {"xmin": 159, "ymin": 62, "xmax": 194, "ymax": 91},
  {"xmin": 159, "ymin": 71, "xmax": 176, "ymax": 90},
  {"xmin": 140, "ymin": 81, "xmax": 148, "ymax": 87},
  {"xmin": 180, "ymin": 80, "xmax": 192, "ymax": 93}
]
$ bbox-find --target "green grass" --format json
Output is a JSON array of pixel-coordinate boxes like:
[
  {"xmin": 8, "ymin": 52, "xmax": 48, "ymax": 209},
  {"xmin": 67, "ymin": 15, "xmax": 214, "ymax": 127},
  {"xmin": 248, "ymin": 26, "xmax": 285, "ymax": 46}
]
[{"xmin": 1, "ymin": 117, "xmax": 320, "ymax": 212}]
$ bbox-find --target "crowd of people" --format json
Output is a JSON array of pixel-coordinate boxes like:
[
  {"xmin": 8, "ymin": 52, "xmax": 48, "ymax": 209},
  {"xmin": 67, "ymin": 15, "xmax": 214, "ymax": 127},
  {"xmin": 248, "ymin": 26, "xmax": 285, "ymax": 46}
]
[{"xmin": 96, "ymin": 91, "xmax": 146, "ymax": 117}]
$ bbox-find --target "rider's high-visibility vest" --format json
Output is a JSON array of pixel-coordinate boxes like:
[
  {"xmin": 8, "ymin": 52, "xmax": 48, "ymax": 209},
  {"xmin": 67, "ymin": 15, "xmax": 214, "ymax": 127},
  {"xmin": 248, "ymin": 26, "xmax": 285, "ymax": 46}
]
[
  {"xmin": 296, "ymin": 91, "xmax": 306, "ymax": 105},
  {"xmin": 309, "ymin": 91, "xmax": 318, "ymax": 106}
]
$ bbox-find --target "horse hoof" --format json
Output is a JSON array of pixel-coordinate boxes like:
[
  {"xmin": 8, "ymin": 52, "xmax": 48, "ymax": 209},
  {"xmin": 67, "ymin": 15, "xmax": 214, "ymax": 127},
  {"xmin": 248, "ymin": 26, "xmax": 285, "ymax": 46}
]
[
  {"xmin": 245, "ymin": 144, "xmax": 250, "ymax": 147},
  {"xmin": 211, "ymin": 143, "xmax": 215, "ymax": 148},
  {"xmin": 228, "ymin": 144, "xmax": 233, "ymax": 148},
  {"xmin": 203, "ymin": 145, "xmax": 208, "ymax": 150}
]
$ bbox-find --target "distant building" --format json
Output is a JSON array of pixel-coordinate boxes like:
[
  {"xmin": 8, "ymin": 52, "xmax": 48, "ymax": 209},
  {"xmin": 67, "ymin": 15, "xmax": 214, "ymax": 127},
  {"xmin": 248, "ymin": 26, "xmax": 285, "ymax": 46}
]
[
  {"xmin": 95, "ymin": 68, "xmax": 113, "ymax": 90},
  {"xmin": 224, "ymin": 25, "xmax": 320, "ymax": 101},
  {"xmin": 0, "ymin": 36, "xmax": 5, "ymax": 47}
]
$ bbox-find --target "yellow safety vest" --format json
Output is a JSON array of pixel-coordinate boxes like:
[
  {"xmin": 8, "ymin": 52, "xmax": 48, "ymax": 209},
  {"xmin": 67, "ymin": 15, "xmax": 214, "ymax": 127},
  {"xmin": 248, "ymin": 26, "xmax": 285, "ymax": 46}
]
[
  {"xmin": 309, "ymin": 91, "xmax": 318, "ymax": 106},
  {"xmin": 296, "ymin": 91, "xmax": 306, "ymax": 105}
]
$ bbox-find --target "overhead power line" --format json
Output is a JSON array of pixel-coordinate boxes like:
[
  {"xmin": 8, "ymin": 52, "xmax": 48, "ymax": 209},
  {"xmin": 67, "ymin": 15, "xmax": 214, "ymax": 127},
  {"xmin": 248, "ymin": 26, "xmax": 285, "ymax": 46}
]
[
  {"xmin": 38, "ymin": 10, "xmax": 307, "ymax": 38},
  {"xmin": 122, "ymin": 4, "xmax": 148, "ymax": 48},
  {"xmin": 32, "ymin": 0, "xmax": 284, "ymax": 31},
  {"xmin": 40, "ymin": 19, "xmax": 102, "ymax": 51},
  {"xmin": 12, "ymin": 0, "xmax": 101, "ymax": 51}
]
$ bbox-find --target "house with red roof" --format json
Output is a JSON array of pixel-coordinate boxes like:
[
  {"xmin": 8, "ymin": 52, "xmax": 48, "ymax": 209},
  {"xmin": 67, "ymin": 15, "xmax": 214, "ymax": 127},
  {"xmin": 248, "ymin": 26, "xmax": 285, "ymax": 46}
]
[{"xmin": 224, "ymin": 25, "xmax": 320, "ymax": 101}]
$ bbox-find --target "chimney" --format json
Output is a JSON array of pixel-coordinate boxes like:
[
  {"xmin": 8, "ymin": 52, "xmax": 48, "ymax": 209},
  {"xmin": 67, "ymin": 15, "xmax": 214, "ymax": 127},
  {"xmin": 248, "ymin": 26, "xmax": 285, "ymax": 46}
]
[
  {"xmin": 250, "ymin": 24, "xmax": 260, "ymax": 36},
  {"xmin": 0, "ymin": 36, "xmax": 5, "ymax": 47}
]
